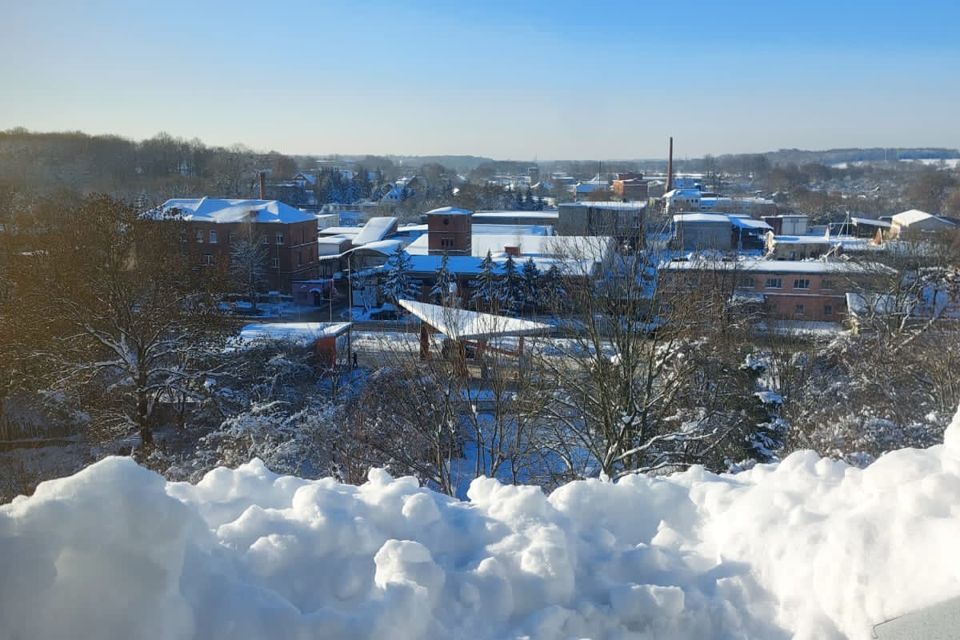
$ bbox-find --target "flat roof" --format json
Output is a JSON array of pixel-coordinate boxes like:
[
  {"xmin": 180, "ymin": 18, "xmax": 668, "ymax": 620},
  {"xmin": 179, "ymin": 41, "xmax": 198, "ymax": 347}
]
[
  {"xmin": 661, "ymin": 258, "xmax": 891, "ymax": 274},
  {"xmin": 472, "ymin": 211, "xmax": 560, "ymax": 220}
]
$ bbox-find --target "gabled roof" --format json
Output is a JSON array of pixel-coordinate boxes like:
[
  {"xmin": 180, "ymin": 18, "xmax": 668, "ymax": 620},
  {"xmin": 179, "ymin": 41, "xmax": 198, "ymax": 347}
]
[
  {"xmin": 892, "ymin": 209, "xmax": 941, "ymax": 226},
  {"xmin": 398, "ymin": 300, "xmax": 553, "ymax": 339},
  {"xmin": 151, "ymin": 198, "xmax": 315, "ymax": 224}
]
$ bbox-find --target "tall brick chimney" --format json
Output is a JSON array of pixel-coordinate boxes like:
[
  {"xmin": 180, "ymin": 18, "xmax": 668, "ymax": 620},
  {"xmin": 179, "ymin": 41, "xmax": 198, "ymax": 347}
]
[
  {"xmin": 258, "ymin": 171, "xmax": 266, "ymax": 200},
  {"xmin": 666, "ymin": 137, "xmax": 674, "ymax": 192}
]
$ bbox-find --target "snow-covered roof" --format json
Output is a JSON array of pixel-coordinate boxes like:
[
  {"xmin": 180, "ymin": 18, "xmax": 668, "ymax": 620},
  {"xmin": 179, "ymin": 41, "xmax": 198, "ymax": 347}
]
[
  {"xmin": 319, "ymin": 226, "xmax": 363, "ymax": 238},
  {"xmin": 352, "ymin": 239, "xmax": 403, "ymax": 256},
  {"xmin": 661, "ymin": 258, "xmax": 891, "ymax": 275},
  {"xmin": 771, "ymin": 235, "xmax": 837, "ymax": 245},
  {"xmin": 405, "ymin": 234, "xmax": 612, "ymax": 265},
  {"xmin": 472, "ymin": 210, "xmax": 560, "ymax": 221},
  {"xmin": 729, "ymin": 217, "xmax": 773, "ymax": 231},
  {"xmin": 318, "ymin": 234, "xmax": 352, "ymax": 245},
  {"xmin": 398, "ymin": 300, "xmax": 553, "ymax": 339},
  {"xmin": 352, "ymin": 217, "xmax": 399, "ymax": 246},
  {"xmin": 560, "ymin": 201, "xmax": 646, "ymax": 211},
  {"xmin": 664, "ymin": 189, "xmax": 701, "ymax": 199},
  {"xmin": 672, "ymin": 213, "xmax": 731, "ymax": 224},
  {"xmin": 426, "ymin": 206, "xmax": 472, "ymax": 216},
  {"xmin": 850, "ymin": 217, "xmax": 892, "ymax": 229},
  {"xmin": 892, "ymin": 209, "xmax": 941, "ymax": 226},
  {"xmin": 239, "ymin": 322, "xmax": 351, "ymax": 345},
  {"xmin": 472, "ymin": 224, "xmax": 552, "ymax": 236},
  {"xmin": 151, "ymin": 198, "xmax": 315, "ymax": 224}
]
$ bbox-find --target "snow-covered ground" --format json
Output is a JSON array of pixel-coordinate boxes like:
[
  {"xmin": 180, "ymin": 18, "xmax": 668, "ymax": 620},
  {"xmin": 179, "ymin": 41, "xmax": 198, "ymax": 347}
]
[{"xmin": 3, "ymin": 408, "xmax": 960, "ymax": 639}]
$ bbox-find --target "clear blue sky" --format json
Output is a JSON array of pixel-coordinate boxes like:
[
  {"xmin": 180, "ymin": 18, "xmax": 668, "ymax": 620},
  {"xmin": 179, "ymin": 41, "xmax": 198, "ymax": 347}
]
[{"xmin": 1, "ymin": 0, "xmax": 958, "ymax": 160}]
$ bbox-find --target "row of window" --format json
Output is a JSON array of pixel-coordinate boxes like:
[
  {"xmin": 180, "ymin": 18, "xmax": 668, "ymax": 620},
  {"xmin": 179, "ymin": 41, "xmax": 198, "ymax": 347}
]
[
  {"xmin": 742, "ymin": 276, "xmax": 836, "ymax": 290},
  {"xmin": 201, "ymin": 248, "xmax": 315, "ymax": 268},
  {"xmin": 189, "ymin": 230, "xmax": 287, "ymax": 245}
]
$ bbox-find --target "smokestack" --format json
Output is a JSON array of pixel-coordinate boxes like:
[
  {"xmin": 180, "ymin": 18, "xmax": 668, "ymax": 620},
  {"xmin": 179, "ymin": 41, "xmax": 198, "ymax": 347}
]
[
  {"xmin": 666, "ymin": 137, "xmax": 674, "ymax": 192},
  {"xmin": 258, "ymin": 171, "xmax": 266, "ymax": 200}
]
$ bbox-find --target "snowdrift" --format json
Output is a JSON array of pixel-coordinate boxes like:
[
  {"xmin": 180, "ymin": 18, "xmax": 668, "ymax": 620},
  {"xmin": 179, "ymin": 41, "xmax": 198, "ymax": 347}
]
[{"xmin": 3, "ymin": 409, "xmax": 960, "ymax": 639}]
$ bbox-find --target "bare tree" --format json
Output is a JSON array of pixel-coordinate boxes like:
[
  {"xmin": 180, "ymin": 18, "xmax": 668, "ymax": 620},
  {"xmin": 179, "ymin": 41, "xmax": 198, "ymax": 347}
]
[
  {"xmin": 230, "ymin": 222, "xmax": 269, "ymax": 313},
  {"xmin": 10, "ymin": 195, "xmax": 228, "ymax": 452},
  {"xmin": 531, "ymin": 238, "xmax": 758, "ymax": 480}
]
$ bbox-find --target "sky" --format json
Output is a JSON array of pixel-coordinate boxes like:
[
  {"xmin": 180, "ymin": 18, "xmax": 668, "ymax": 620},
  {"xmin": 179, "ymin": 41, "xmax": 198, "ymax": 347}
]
[{"xmin": 1, "ymin": 0, "xmax": 958, "ymax": 160}]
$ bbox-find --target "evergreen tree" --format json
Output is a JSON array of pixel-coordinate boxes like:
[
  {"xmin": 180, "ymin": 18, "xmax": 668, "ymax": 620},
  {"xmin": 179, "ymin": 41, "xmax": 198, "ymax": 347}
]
[
  {"xmin": 430, "ymin": 253, "xmax": 456, "ymax": 305},
  {"xmin": 499, "ymin": 254, "xmax": 523, "ymax": 314},
  {"xmin": 470, "ymin": 250, "xmax": 498, "ymax": 311},
  {"xmin": 380, "ymin": 246, "xmax": 418, "ymax": 305},
  {"xmin": 513, "ymin": 190, "xmax": 524, "ymax": 211},
  {"xmin": 521, "ymin": 258, "xmax": 541, "ymax": 312},
  {"xmin": 541, "ymin": 264, "xmax": 566, "ymax": 311}
]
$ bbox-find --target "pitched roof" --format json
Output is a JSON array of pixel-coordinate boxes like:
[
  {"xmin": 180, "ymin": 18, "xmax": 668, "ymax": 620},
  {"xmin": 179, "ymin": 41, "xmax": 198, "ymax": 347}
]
[
  {"xmin": 152, "ymin": 198, "xmax": 315, "ymax": 224},
  {"xmin": 352, "ymin": 217, "xmax": 399, "ymax": 245},
  {"xmin": 398, "ymin": 300, "xmax": 553, "ymax": 339}
]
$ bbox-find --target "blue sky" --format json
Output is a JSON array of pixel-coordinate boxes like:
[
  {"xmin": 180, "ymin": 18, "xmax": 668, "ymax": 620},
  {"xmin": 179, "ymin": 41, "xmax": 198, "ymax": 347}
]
[{"xmin": 1, "ymin": 0, "xmax": 958, "ymax": 159}]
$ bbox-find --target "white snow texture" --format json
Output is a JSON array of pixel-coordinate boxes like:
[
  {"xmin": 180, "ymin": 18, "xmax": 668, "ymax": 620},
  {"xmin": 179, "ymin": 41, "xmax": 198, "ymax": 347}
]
[{"xmin": 3, "ymin": 407, "xmax": 960, "ymax": 639}]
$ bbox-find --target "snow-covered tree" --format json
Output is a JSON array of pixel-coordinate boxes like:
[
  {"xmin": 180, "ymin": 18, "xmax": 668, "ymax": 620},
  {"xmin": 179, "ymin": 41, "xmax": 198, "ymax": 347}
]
[
  {"xmin": 470, "ymin": 250, "xmax": 498, "ymax": 311},
  {"xmin": 540, "ymin": 263, "xmax": 566, "ymax": 310},
  {"xmin": 230, "ymin": 227, "xmax": 269, "ymax": 312},
  {"xmin": 380, "ymin": 246, "xmax": 419, "ymax": 305},
  {"xmin": 498, "ymin": 254, "xmax": 523, "ymax": 313},
  {"xmin": 520, "ymin": 258, "xmax": 541, "ymax": 312},
  {"xmin": 430, "ymin": 253, "xmax": 456, "ymax": 305},
  {"xmin": 11, "ymin": 195, "xmax": 228, "ymax": 452}
]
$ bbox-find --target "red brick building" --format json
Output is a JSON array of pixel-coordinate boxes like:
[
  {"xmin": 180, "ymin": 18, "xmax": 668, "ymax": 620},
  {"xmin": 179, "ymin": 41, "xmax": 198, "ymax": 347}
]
[
  {"xmin": 660, "ymin": 259, "xmax": 891, "ymax": 322},
  {"xmin": 153, "ymin": 198, "xmax": 319, "ymax": 293},
  {"xmin": 425, "ymin": 206, "xmax": 473, "ymax": 255}
]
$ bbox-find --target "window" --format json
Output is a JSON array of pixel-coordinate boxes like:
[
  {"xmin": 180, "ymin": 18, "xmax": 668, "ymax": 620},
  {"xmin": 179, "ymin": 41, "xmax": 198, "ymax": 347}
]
[
  {"xmin": 272, "ymin": 257, "xmax": 279, "ymax": 268},
  {"xmin": 195, "ymin": 229, "xmax": 204, "ymax": 243},
  {"xmin": 261, "ymin": 235, "xmax": 268, "ymax": 245},
  {"xmin": 297, "ymin": 251, "xmax": 302, "ymax": 267},
  {"xmin": 765, "ymin": 277, "xmax": 782, "ymax": 289},
  {"xmin": 202, "ymin": 254, "xmax": 213, "ymax": 266},
  {"xmin": 228, "ymin": 231, "xmax": 235, "ymax": 243},
  {"xmin": 794, "ymin": 303, "xmax": 805, "ymax": 315},
  {"xmin": 793, "ymin": 278, "xmax": 810, "ymax": 289},
  {"xmin": 276, "ymin": 233, "xmax": 284, "ymax": 245},
  {"xmin": 824, "ymin": 304, "xmax": 833, "ymax": 316},
  {"xmin": 740, "ymin": 276, "xmax": 755, "ymax": 288},
  {"xmin": 821, "ymin": 279, "xmax": 835, "ymax": 290},
  {"xmin": 209, "ymin": 230, "xmax": 218, "ymax": 244}
]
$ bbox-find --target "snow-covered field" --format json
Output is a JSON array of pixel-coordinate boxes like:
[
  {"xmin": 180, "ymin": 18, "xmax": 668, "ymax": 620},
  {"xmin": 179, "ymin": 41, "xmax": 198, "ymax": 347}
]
[{"xmin": 3, "ymin": 408, "xmax": 960, "ymax": 639}]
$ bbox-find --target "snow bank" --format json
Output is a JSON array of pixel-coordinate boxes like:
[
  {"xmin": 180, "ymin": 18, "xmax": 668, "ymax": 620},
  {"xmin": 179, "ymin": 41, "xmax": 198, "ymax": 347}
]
[{"xmin": 4, "ymin": 409, "xmax": 960, "ymax": 639}]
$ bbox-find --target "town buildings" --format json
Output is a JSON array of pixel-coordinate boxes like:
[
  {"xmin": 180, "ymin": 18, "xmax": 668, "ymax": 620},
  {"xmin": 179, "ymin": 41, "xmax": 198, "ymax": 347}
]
[{"xmin": 150, "ymin": 198, "xmax": 320, "ymax": 293}]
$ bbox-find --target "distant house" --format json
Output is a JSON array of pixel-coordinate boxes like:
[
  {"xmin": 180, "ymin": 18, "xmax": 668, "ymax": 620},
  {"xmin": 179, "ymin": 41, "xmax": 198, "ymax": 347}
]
[
  {"xmin": 671, "ymin": 213, "xmax": 732, "ymax": 251},
  {"xmin": 663, "ymin": 188, "xmax": 702, "ymax": 214},
  {"xmin": 765, "ymin": 233, "xmax": 840, "ymax": 260},
  {"xmin": 147, "ymin": 198, "xmax": 320, "ymax": 293},
  {"xmin": 557, "ymin": 201, "xmax": 646, "ymax": 243},
  {"xmin": 890, "ymin": 209, "xmax": 957, "ymax": 236}
]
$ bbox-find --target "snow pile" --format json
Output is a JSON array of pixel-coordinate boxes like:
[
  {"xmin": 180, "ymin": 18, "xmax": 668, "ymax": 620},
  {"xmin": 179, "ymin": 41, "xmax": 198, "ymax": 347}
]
[{"xmin": 3, "ymin": 409, "xmax": 960, "ymax": 639}]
